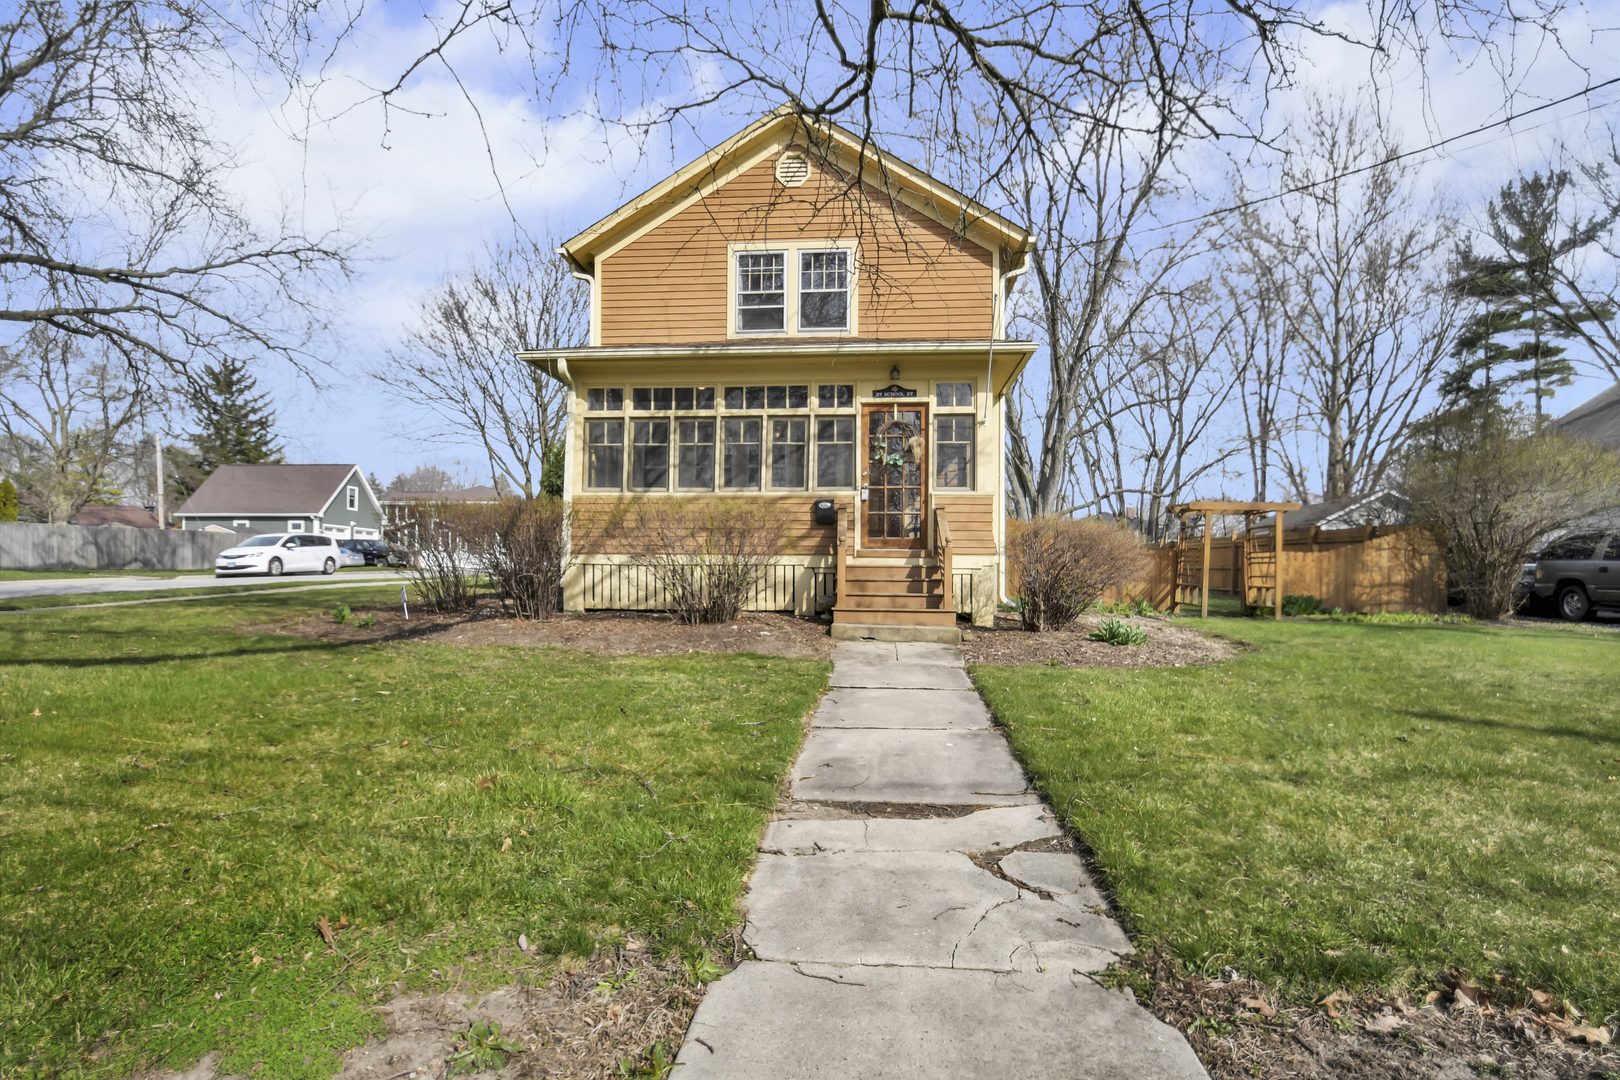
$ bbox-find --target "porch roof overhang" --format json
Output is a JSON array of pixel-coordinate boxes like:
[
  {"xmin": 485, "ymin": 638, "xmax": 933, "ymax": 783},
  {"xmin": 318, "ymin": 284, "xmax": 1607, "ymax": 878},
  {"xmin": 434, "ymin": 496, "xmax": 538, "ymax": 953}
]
[{"xmin": 519, "ymin": 338, "xmax": 1039, "ymax": 400}]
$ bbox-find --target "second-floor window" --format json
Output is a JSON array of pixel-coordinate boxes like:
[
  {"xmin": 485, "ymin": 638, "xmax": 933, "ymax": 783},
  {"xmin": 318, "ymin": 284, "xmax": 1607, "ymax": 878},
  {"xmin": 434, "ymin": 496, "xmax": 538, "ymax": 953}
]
[
  {"xmin": 736, "ymin": 252, "xmax": 785, "ymax": 331},
  {"xmin": 346, "ymin": 485, "xmax": 359, "ymax": 511},
  {"xmin": 799, "ymin": 250, "xmax": 849, "ymax": 330}
]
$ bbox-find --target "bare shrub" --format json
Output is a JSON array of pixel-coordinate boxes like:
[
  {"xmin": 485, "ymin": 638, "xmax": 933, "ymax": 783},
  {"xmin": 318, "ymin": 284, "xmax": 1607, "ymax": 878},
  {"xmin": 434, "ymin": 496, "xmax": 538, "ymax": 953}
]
[
  {"xmin": 478, "ymin": 497, "xmax": 570, "ymax": 620},
  {"xmin": 1400, "ymin": 402, "xmax": 1620, "ymax": 619},
  {"xmin": 1010, "ymin": 517, "xmax": 1149, "ymax": 632},
  {"xmin": 391, "ymin": 502, "xmax": 483, "ymax": 613},
  {"xmin": 631, "ymin": 500, "xmax": 787, "ymax": 624}
]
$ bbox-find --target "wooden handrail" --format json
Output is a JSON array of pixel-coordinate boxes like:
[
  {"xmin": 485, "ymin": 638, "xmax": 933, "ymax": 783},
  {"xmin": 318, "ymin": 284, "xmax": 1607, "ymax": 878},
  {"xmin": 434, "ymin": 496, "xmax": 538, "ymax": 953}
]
[
  {"xmin": 933, "ymin": 507, "xmax": 954, "ymax": 612},
  {"xmin": 835, "ymin": 503, "xmax": 849, "ymax": 610}
]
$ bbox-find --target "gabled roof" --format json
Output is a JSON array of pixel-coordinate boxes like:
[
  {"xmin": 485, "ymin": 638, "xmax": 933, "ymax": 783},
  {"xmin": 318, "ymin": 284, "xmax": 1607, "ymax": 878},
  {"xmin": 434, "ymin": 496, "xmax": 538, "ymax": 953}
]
[
  {"xmin": 1554, "ymin": 382, "xmax": 1620, "ymax": 449},
  {"xmin": 72, "ymin": 505, "xmax": 159, "ymax": 528},
  {"xmin": 560, "ymin": 107, "xmax": 1034, "ymax": 272},
  {"xmin": 1260, "ymin": 490, "xmax": 1408, "ymax": 530},
  {"xmin": 176, "ymin": 464, "xmax": 363, "ymax": 516}
]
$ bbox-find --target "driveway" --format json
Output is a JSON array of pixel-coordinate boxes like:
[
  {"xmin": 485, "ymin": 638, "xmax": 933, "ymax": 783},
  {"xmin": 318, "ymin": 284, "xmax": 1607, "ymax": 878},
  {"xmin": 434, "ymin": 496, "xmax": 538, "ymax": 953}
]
[{"xmin": 0, "ymin": 569, "xmax": 402, "ymax": 600}]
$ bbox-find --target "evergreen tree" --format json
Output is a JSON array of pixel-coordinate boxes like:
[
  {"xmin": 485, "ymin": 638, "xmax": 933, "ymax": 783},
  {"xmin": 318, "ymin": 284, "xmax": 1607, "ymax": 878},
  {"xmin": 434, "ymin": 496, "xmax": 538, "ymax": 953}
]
[
  {"xmin": 540, "ymin": 442, "xmax": 565, "ymax": 499},
  {"xmin": 0, "ymin": 478, "xmax": 17, "ymax": 522},
  {"xmin": 181, "ymin": 358, "xmax": 283, "ymax": 493},
  {"xmin": 1444, "ymin": 172, "xmax": 1617, "ymax": 419}
]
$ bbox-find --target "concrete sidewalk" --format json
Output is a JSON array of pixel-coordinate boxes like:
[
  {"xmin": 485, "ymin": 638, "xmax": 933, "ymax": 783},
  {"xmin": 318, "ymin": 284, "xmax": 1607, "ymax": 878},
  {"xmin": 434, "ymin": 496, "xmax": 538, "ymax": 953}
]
[
  {"xmin": 674, "ymin": 641, "xmax": 1208, "ymax": 1078},
  {"xmin": 0, "ymin": 569, "xmax": 399, "ymax": 600}
]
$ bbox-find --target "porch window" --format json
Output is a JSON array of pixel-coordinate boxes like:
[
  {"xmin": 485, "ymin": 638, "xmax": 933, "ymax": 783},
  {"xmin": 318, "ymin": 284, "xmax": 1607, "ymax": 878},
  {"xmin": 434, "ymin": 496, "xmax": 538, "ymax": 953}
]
[
  {"xmin": 587, "ymin": 387, "xmax": 623, "ymax": 411},
  {"xmin": 815, "ymin": 417, "xmax": 855, "ymax": 487},
  {"xmin": 936, "ymin": 416, "xmax": 974, "ymax": 489},
  {"xmin": 631, "ymin": 420, "xmax": 669, "ymax": 489},
  {"xmin": 817, "ymin": 384, "xmax": 854, "ymax": 409},
  {"xmin": 633, "ymin": 387, "xmax": 674, "ymax": 411},
  {"xmin": 677, "ymin": 420, "xmax": 716, "ymax": 489},
  {"xmin": 674, "ymin": 387, "xmax": 715, "ymax": 410},
  {"xmin": 722, "ymin": 418, "xmax": 762, "ymax": 489},
  {"xmin": 799, "ymin": 250, "xmax": 850, "ymax": 330},
  {"xmin": 935, "ymin": 382, "xmax": 974, "ymax": 408},
  {"xmin": 725, "ymin": 385, "xmax": 805, "ymax": 410},
  {"xmin": 586, "ymin": 420, "xmax": 624, "ymax": 489},
  {"xmin": 771, "ymin": 418, "xmax": 808, "ymax": 488},
  {"xmin": 736, "ymin": 252, "xmax": 785, "ymax": 332}
]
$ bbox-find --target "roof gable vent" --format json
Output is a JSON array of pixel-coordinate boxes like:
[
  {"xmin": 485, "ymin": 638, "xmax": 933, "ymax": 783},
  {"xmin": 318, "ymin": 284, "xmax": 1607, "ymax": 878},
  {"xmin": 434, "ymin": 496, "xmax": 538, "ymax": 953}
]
[{"xmin": 775, "ymin": 152, "xmax": 810, "ymax": 188}]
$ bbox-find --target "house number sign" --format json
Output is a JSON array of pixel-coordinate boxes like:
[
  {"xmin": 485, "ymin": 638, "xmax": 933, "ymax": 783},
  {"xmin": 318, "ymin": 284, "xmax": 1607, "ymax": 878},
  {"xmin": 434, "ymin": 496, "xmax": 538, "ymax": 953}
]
[{"xmin": 872, "ymin": 384, "xmax": 917, "ymax": 399}]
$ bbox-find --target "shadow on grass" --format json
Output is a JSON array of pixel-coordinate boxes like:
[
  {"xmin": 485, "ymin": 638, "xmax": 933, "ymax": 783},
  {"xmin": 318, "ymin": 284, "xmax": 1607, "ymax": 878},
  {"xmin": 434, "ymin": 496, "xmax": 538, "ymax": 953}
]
[
  {"xmin": 0, "ymin": 639, "xmax": 351, "ymax": 669},
  {"xmin": 1402, "ymin": 707, "xmax": 1619, "ymax": 747}
]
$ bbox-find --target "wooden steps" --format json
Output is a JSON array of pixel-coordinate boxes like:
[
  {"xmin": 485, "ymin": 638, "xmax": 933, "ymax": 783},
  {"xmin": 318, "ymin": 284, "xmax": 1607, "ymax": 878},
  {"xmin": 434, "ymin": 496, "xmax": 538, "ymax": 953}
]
[{"xmin": 833, "ymin": 546, "xmax": 959, "ymax": 639}]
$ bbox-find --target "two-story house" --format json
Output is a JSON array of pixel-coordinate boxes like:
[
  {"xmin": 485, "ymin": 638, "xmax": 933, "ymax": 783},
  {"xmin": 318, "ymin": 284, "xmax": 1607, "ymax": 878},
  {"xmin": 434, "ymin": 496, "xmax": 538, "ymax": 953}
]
[{"xmin": 521, "ymin": 109, "xmax": 1036, "ymax": 641}]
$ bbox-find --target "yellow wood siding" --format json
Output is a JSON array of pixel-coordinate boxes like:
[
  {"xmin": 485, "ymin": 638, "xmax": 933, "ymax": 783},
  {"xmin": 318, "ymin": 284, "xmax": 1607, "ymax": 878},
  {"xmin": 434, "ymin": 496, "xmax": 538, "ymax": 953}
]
[
  {"xmin": 598, "ymin": 154, "xmax": 993, "ymax": 345},
  {"xmin": 572, "ymin": 495, "xmax": 839, "ymax": 556},
  {"xmin": 934, "ymin": 494, "xmax": 996, "ymax": 555}
]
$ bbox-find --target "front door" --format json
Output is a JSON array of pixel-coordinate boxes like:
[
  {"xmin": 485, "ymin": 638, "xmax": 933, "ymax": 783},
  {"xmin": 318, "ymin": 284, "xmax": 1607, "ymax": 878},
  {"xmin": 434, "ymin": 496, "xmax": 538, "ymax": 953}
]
[{"xmin": 863, "ymin": 402, "xmax": 928, "ymax": 549}]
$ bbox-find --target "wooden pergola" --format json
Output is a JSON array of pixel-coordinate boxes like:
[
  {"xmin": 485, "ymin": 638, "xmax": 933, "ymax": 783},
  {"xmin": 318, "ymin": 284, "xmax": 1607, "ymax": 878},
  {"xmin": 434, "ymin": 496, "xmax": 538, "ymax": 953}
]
[{"xmin": 1171, "ymin": 500, "xmax": 1302, "ymax": 619}]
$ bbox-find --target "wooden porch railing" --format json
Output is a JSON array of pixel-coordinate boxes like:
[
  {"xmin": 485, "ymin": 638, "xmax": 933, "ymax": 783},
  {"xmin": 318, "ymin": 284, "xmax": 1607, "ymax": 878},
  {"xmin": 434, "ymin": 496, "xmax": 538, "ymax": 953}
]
[
  {"xmin": 933, "ymin": 507, "xmax": 954, "ymax": 610},
  {"xmin": 836, "ymin": 503, "xmax": 849, "ymax": 605}
]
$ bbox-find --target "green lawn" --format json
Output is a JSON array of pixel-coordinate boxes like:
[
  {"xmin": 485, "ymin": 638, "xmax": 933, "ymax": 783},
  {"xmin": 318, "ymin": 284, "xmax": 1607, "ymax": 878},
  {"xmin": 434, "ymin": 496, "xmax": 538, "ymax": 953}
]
[
  {"xmin": 972, "ymin": 618, "xmax": 1620, "ymax": 1017},
  {"xmin": 0, "ymin": 576, "xmax": 400, "ymax": 612},
  {"xmin": 0, "ymin": 593, "xmax": 827, "ymax": 1079}
]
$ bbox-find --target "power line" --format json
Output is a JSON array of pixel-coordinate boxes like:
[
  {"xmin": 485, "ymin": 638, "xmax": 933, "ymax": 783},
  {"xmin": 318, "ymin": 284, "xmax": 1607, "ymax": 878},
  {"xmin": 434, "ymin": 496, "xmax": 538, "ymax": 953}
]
[{"xmin": 1142, "ymin": 74, "xmax": 1620, "ymax": 237}]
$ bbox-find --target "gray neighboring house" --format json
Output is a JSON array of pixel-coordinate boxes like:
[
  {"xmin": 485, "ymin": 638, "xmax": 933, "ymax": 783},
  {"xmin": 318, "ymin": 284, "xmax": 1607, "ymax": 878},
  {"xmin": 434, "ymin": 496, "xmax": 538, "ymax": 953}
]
[
  {"xmin": 174, "ymin": 464, "xmax": 384, "ymax": 540},
  {"xmin": 1553, "ymin": 382, "xmax": 1620, "ymax": 450}
]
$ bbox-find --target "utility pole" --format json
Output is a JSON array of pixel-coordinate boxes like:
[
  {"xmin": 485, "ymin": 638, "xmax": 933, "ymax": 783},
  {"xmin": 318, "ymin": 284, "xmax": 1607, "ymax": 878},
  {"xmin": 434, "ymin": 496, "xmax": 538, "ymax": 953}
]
[{"xmin": 154, "ymin": 434, "xmax": 165, "ymax": 528}]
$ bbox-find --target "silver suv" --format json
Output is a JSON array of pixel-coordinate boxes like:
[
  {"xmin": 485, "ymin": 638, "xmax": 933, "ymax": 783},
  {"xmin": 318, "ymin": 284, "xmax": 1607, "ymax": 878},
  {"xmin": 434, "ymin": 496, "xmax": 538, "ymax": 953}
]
[{"xmin": 1529, "ymin": 531, "xmax": 1620, "ymax": 621}]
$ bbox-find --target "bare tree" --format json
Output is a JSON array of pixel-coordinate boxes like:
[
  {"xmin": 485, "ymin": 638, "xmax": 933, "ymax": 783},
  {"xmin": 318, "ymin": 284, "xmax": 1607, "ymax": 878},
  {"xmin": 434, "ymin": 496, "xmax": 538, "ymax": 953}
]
[
  {"xmin": 1223, "ymin": 265, "xmax": 1298, "ymax": 502},
  {"xmin": 0, "ymin": 326, "xmax": 147, "ymax": 522},
  {"xmin": 373, "ymin": 238, "xmax": 587, "ymax": 500},
  {"xmin": 1237, "ymin": 95, "xmax": 1459, "ymax": 503},
  {"xmin": 0, "ymin": 2, "xmax": 352, "ymax": 380}
]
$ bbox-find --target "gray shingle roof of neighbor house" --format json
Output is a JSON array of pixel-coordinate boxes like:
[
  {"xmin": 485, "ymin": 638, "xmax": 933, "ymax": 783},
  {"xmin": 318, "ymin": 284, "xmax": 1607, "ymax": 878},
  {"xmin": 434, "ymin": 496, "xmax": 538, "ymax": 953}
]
[
  {"xmin": 72, "ymin": 505, "xmax": 160, "ymax": 528},
  {"xmin": 176, "ymin": 464, "xmax": 363, "ymax": 515},
  {"xmin": 1260, "ymin": 489, "xmax": 1409, "ymax": 530},
  {"xmin": 1553, "ymin": 382, "xmax": 1620, "ymax": 450}
]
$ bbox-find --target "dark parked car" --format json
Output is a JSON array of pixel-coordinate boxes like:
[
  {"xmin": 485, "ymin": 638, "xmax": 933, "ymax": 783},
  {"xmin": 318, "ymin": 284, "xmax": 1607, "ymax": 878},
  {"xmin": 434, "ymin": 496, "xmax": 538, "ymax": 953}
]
[
  {"xmin": 1528, "ymin": 531, "xmax": 1620, "ymax": 621},
  {"xmin": 338, "ymin": 539, "xmax": 402, "ymax": 567}
]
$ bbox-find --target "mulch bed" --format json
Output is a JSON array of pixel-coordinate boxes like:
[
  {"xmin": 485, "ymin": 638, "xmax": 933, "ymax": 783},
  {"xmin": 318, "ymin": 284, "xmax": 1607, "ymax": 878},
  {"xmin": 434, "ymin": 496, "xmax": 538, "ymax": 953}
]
[
  {"xmin": 1115, "ymin": 950, "xmax": 1616, "ymax": 1079},
  {"xmin": 253, "ymin": 602, "xmax": 836, "ymax": 661},
  {"xmin": 962, "ymin": 612, "xmax": 1238, "ymax": 668}
]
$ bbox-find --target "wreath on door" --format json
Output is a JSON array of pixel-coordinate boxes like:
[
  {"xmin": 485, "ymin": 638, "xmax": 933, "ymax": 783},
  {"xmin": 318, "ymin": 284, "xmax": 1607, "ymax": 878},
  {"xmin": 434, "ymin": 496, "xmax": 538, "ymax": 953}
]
[{"xmin": 870, "ymin": 418, "xmax": 924, "ymax": 469}]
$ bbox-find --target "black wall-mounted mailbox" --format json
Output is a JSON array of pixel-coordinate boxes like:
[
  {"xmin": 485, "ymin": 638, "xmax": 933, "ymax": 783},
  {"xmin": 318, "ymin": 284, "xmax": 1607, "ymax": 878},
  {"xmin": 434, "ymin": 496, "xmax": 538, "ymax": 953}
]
[{"xmin": 813, "ymin": 499, "xmax": 837, "ymax": 525}]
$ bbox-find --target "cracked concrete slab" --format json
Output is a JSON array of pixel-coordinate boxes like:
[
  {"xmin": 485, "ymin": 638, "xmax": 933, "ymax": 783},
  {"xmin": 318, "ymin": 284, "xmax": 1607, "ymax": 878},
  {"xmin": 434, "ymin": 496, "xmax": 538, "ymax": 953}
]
[
  {"xmin": 675, "ymin": 962, "xmax": 1209, "ymax": 1079},
  {"xmin": 827, "ymin": 660, "xmax": 975, "ymax": 690},
  {"xmin": 745, "ymin": 850, "xmax": 1129, "ymax": 973},
  {"xmin": 812, "ymin": 687, "xmax": 990, "ymax": 729},
  {"xmin": 893, "ymin": 642, "xmax": 969, "ymax": 665},
  {"xmin": 999, "ymin": 851, "xmax": 1108, "ymax": 905},
  {"xmin": 746, "ymin": 850, "xmax": 1016, "ymax": 968},
  {"xmin": 791, "ymin": 728, "xmax": 1035, "ymax": 805},
  {"xmin": 763, "ymin": 805, "xmax": 1059, "ymax": 854},
  {"xmin": 830, "ymin": 640, "xmax": 898, "ymax": 663}
]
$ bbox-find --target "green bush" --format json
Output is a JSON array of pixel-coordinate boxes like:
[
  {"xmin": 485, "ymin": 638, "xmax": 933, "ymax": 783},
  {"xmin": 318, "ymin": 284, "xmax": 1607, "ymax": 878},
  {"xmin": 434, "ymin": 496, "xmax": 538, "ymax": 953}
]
[
  {"xmin": 1089, "ymin": 616, "xmax": 1147, "ymax": 646},
  {"xmin": 330, "ymin": 603, "xmax": 351, "ymax": 624},
  {"xmin": 1281, "ymin": 593, "xmax": 1323, "ymax": 616}
]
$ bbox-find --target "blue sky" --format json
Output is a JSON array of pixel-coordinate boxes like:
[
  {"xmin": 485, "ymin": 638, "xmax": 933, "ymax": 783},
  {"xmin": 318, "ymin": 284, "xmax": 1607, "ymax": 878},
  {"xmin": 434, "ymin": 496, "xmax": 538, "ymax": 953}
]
[{"xmin": 202, "ymin": 1, "xmax": 1620, "ymax": 486}]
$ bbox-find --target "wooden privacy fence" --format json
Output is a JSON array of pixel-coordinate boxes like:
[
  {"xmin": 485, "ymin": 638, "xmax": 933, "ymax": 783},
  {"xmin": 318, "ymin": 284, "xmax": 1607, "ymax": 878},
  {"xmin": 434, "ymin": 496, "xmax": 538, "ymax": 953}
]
[
  {"xmin": 0, "ymin": 522, "xmax": 239, "ymax": 571},
  {"xmin": 1116, "ymin": 525, "xmax": 1445, "ymax": 615}
]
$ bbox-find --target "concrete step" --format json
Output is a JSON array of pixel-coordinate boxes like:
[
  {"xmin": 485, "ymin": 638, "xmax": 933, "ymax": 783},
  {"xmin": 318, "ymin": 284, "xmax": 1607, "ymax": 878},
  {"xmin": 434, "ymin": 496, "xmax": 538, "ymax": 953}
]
[{"xmin": 828, "ymin": 622, "xmax": 964, "ymax": 644}]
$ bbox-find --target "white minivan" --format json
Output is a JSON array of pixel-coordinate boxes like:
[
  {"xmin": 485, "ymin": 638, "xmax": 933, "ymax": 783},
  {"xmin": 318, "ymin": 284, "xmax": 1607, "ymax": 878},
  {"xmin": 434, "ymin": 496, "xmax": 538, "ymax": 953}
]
[{"xmin": 214, "ymin": 533, "xmax": 341, "ymax": 577}]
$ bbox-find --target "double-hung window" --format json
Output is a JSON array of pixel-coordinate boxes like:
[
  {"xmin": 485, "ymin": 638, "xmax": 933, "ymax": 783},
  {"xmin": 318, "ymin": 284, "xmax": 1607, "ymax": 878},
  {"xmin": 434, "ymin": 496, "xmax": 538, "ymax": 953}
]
[
  {"xmin": 631, "ymin": 420, "xmax": 669, "ymax": 489},
  {"xmin": 346, "ymin": 486, "xmax": 359, "ymax": 511},
  {"xmin": 736, "ymin": 253, "xmax": 785, "ymax": 331},
  {"xmin": 799, "ymin": 250, "xmax": 849, "ymax": 330},
  {"xmin": 722, "ymin": 419, "xmax": 762, "ymax": 489},
  {"xmin": 935, "ymin": 416, "xmax": 975, "ymax": 489},
  {"xmin": 587, "ymin": 420, "xmax": 624, "ymax": 489},
  {"xmin": 678, "ymin": 420, "xmax": 716, "ymax": 489},
  {"xmin": 815, "ymin": 417, "xmax": 855, "ymax": 487},
  {"xmin": 771, "ymin": 419, "xmax": 808, "ymax": 488}
]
